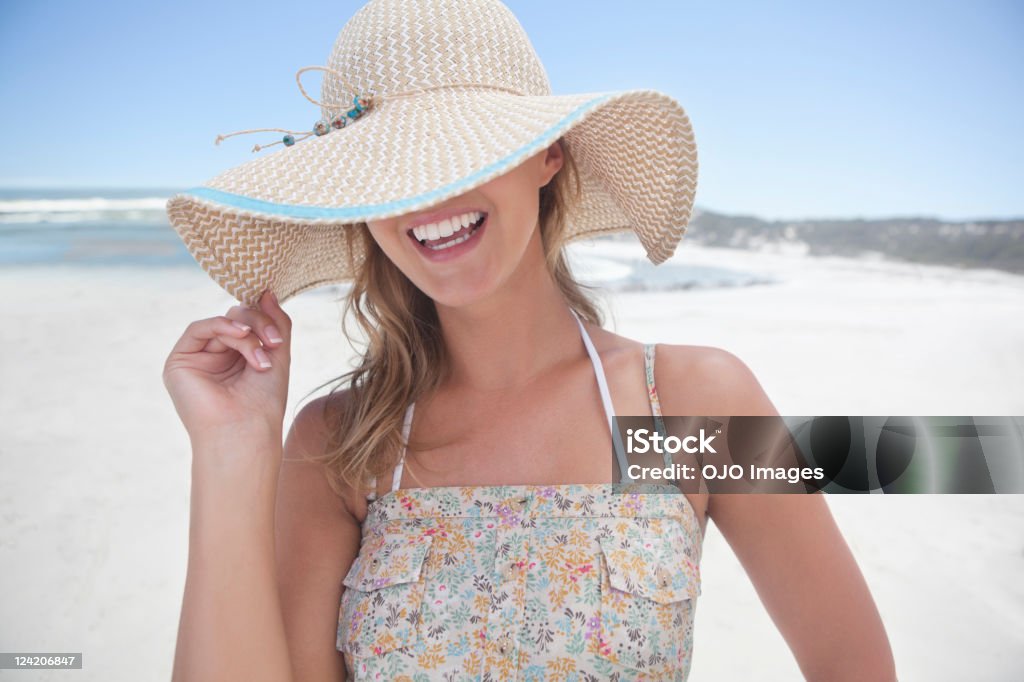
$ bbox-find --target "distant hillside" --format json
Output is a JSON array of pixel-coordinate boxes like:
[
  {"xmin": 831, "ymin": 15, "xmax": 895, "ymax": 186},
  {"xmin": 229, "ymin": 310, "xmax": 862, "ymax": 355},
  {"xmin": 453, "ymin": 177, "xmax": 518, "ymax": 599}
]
[{"xmin": 659, "ymin": 208, "xmax": 1024, "ymax": 274}]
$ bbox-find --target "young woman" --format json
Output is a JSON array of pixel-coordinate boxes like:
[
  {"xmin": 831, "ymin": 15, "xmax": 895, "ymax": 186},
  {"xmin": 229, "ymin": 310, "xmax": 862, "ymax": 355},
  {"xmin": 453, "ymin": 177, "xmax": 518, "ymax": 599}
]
[{"xmin": 162, "ymin": 1, "xmax": 896, "ymax": 680}]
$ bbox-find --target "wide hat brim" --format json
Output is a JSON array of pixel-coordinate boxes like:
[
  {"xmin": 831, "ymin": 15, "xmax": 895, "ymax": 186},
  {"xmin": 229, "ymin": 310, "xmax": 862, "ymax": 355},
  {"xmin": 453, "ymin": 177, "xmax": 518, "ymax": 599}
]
[{"xmin": 166, "ymin": 87, "xmax": 698, "ymax": 306}]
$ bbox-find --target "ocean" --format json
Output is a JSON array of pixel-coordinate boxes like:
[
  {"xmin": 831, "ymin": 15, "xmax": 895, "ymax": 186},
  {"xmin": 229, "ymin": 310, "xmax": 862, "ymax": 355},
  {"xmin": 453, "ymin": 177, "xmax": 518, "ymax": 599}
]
[
  {"xmin": 0, "ymin": 187, "xmax": 773, "ymax": 290},
  {"xmin": 0, "ymin": 187, "xmax": 189, "ymax": 268}
]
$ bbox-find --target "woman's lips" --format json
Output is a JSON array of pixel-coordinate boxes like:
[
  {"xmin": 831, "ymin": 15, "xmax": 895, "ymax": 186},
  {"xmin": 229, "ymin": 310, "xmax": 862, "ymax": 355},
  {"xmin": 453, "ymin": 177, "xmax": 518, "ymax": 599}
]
[{"xmin": 407, "ymin": 213, "xmax": 488, "ymax": 262}]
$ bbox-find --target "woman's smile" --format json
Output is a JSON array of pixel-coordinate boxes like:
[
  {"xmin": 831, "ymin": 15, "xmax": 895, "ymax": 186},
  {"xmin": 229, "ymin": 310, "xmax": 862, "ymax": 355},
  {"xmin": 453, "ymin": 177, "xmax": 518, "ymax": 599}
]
[{"xmin": 407, "ymin": 211, "xmax": 489, "ymax": 262}]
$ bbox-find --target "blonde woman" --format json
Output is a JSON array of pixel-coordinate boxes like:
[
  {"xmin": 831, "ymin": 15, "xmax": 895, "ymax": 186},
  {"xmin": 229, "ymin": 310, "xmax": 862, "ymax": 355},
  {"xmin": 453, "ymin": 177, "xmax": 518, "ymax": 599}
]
[{"xmin": 162, "ymin": 1, "xmax": 896, "ymax": 680}]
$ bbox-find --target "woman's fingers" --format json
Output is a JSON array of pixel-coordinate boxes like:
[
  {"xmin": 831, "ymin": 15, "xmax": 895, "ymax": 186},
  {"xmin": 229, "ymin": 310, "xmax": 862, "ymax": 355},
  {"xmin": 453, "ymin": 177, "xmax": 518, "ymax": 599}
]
[
  {"xmin": 172, "ymin": 316, "xmax": 249, "ymax": 354},
  {"xmin": 169, "ymin": 291, "xmax": 290, "ymax": 376},
  {"xmin": 207, "ymin": 328, "xmax": 274, "ymax": 370},
  {"xmin": 257, "ymin": 290, "xmax": 292, "ymax": 341},
  {"xmin": 225, "ymin": 295, "xmax": 289, "ymax": 351},
  {"xmin": 171, "ymin": 316, "xmax": 273, "ymax": 370}
]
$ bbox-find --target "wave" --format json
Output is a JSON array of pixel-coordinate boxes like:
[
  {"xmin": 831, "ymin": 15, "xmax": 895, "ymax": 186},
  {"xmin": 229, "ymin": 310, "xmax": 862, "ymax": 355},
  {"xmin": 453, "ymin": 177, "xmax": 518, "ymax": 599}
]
[
  {"xmin": 0, "ymin": 197, "xmax": 169, "ymax": 212},
  {"xmin": 567, "ymin": 248, "xmax": 777, "ymax": 292},
  {"xmin": 0, "ymin": 197, "xmax": 170, "ymax": 225}
]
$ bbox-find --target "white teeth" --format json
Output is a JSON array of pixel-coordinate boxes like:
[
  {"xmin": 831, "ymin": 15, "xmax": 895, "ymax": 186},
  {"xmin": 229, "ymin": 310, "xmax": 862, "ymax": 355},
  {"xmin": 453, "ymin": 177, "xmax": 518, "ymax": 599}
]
[
  {"xmin": 411, "ymin": 211, "xmax": 482, "ymax": 242},
  {"xmin": 426, "ymin": 227, "xmax": 476, "ymax": 250}
]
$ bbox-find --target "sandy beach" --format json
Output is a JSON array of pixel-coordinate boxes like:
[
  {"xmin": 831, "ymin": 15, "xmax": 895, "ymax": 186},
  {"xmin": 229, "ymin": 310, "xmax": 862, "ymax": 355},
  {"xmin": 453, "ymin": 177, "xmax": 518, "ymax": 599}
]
[{"xmin": 1, "ymin": 242, "xmax": 1023, "ymax": 680}]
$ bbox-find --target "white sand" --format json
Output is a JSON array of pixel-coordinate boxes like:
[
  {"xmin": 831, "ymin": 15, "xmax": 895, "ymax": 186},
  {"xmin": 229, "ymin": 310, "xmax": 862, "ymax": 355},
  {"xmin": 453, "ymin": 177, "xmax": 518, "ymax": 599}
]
[{"xmin": 1, "ymin": 243, "xmax": 1022, "ymax": 680}]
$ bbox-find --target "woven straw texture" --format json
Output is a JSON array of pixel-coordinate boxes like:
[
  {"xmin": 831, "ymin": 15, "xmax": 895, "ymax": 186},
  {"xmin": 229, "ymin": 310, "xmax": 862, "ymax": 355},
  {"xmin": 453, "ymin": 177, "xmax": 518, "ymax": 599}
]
[{"xmin": 166, "ymin": 0, "xmax": 699, "ymax": 306}]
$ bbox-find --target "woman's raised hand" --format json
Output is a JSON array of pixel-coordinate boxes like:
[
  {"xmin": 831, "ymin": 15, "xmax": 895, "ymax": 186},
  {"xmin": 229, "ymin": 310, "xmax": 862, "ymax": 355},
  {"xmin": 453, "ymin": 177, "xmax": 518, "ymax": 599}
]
[{"xmin": 163, "ymin": 290, "xmax": 292, "ymax": 448}]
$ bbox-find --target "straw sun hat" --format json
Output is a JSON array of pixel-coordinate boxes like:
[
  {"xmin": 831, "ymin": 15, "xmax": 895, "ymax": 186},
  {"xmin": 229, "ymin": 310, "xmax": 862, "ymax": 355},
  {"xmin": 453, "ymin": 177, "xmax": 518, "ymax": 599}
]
[{"xmin": 165, "ymin": 0, "xmax": 699, "ymax": 306}]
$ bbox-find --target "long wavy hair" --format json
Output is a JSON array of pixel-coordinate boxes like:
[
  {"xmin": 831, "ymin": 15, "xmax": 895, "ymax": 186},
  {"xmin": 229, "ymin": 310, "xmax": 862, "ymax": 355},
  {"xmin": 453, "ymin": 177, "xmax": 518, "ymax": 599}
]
[{"xmin": 300, "ymin": 137, "xmax": 605, "ymax": 498}]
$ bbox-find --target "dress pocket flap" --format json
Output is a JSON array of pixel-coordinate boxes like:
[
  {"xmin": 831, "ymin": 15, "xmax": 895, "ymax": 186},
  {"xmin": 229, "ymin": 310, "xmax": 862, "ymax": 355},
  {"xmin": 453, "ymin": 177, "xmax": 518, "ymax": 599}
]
[
  {"xmin": 598, "ymin": 528, "xmax": 701, "ymax": 604},
  {"xmin": 343, "ymin": 531, "xmax": 434, "ymax": 592}
]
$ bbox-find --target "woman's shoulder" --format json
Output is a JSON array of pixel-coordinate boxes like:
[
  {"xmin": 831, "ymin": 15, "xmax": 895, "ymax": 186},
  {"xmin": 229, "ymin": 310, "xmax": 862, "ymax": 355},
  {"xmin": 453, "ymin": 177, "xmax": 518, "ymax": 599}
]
[
  {"xmin": 595, "ymin": 328, "xmax": 776, "ymax": 416},
  {"xmin": 654, "ymin": 342, "xmax": 779, "ymax": 417},
  {"xmin": 287, "ymin": 389, "xmax": 351, "ymax": 457},
  {"xmin": 283, "ymin": 388, "xmax": 365, "ymax": 514},
  {"xmin": 593, "ymin": 324, "xmax": 741, "ymax": 374}
]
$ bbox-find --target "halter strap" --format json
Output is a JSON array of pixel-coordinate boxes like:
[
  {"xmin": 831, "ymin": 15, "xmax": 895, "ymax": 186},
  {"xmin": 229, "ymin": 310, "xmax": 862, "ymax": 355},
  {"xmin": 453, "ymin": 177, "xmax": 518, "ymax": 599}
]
[
  {"xmin": 368, "ymin": 309, "xmax": 662, "ymax": 500},
  {"xmin": 569, "ymin": 310, "xmax": 633, "ymax": 483}
]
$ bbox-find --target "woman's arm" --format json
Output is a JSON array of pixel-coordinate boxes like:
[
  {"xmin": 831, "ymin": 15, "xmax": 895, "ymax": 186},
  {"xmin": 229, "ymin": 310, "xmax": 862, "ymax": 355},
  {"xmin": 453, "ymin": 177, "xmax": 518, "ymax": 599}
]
[
  {"xmin": 660, "ymin": 345, "xmax": 898, "ymax": 681},
  {"xmin": 275, "ymin": 394, "xmax": 363, "ymax": 681},
  {"xmin": 711, "ymin": 493, "xmax": 897, "ymax": 681},
  {"xmin": 164, "ymin": 292, "xmax": 299, "ymax": 682},
  {"xmin": 171, "ymin": 393, "xmax": 360, "ymax": 682},
  {"xmin": 172, "ymin": 431, "xmax": 296, "ymax": 682}
]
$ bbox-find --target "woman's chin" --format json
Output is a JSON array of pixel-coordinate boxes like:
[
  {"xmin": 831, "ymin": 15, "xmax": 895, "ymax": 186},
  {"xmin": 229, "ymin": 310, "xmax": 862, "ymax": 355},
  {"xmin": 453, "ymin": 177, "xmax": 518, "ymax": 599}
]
[
  {"xmin": 429, "ymin": 289, "xmax": 492, "ymax": 310},
  {"xmin": 422, "ymin": 276, "xmax": 501, "ymax": 310}
]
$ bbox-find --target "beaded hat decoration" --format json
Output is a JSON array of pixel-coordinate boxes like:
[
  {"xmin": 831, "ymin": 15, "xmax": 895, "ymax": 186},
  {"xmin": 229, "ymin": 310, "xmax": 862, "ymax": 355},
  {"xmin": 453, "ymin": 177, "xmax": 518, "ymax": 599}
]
[
  {"xmin": 212, "ymin": 67, "xmax": 378, "ymax": 152},
  {"xmin": 166, "ymin": 0, "xmax": 699, "ymax": 306},
  {"xmin": 212, "ymin": 66, "xmax": 527, "ymax": 153}
]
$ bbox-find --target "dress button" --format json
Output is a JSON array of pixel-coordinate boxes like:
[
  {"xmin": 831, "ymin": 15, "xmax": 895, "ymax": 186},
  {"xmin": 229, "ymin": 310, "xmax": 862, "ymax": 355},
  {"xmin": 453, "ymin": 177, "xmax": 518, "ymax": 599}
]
[
  {"xmin": 496, "ymin": 632, "xmax": 513, "ymax": 654},
  {"xmin": 656, "ymin": 566, "xmax": 671, "ymax": 588}
]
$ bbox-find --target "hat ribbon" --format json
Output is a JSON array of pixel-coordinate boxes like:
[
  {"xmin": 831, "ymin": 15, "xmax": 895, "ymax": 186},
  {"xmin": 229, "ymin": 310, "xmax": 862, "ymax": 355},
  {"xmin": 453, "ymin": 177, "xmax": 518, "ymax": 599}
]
[{"xmin": 213, "ymin": 65, "xmax": 526, "ymax": 153}]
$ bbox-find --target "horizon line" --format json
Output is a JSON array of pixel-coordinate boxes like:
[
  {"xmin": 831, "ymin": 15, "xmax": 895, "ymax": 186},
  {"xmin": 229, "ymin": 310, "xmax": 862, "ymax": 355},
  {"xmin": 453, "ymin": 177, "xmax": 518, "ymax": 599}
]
[{"xmin": 0, "ymin": 185, "xmax": 1020, "ymax": 224}]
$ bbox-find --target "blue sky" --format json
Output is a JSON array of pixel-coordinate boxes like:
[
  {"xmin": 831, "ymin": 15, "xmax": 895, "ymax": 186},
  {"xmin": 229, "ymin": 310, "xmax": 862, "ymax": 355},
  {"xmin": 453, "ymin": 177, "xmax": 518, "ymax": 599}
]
[{"xmin": 1, "ymin": 0, "xmax": 1021, "ymax": 220}]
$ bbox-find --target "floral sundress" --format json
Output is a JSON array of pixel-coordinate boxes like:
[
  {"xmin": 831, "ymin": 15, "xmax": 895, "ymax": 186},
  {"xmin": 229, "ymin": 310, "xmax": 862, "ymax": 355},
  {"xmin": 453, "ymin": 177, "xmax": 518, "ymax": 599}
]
[{"xmin": 337, "ymin": 312, "xmax": 704, "ymax": 681}]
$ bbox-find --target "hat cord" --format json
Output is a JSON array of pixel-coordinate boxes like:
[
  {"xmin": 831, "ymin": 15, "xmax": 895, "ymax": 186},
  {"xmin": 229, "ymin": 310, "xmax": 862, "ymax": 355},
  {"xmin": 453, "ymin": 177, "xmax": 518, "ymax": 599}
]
[{"xmin": 213, "ymin": 65, "xmax": 527, "ymax": 153}]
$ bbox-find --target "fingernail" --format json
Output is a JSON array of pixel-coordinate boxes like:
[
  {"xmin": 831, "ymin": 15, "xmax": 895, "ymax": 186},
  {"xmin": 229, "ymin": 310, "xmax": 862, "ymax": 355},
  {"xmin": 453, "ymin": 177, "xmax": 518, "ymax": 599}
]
[
  {"xmin": 232, "ymin": 320, "xmax": 251, "ymax": 332},
  {"xmin": 266, "ymin": 325, "xmax": 283, "ymax": 344},
  {"xmin": 254, "ymin": 348, "xmax": 272, "ymax": 368}
]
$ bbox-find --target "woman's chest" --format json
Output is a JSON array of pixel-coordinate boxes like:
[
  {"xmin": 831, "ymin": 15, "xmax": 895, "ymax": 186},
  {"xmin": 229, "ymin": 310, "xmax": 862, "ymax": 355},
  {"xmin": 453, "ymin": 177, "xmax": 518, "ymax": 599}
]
[
  {"xmin": 402, "ymin": 350, "xmax": 657, "ymax": 485},
  {"xmin": 338, "ymin": 489, "xmax": 703, "ymax": 680}
]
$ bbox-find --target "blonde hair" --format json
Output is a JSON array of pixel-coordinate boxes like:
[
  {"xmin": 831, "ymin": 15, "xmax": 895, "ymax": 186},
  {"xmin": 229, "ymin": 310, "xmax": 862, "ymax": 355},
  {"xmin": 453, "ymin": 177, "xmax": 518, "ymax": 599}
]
[{"xmin": 301, "ymin": 137, "xmax": 604, "ymax": 498}]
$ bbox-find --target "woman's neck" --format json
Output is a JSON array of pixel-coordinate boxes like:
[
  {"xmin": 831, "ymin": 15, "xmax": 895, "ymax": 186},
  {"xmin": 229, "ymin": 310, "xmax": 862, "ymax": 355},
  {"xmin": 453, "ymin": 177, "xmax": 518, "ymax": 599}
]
[{"xmin": 434, "ymin": 256, "xmax": 584, "ymax": 393}]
